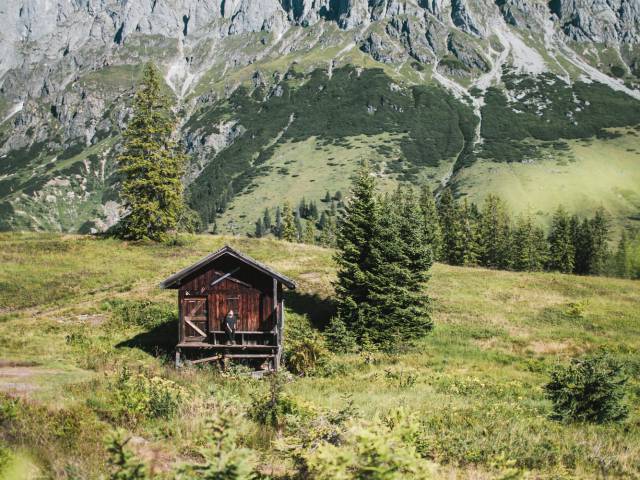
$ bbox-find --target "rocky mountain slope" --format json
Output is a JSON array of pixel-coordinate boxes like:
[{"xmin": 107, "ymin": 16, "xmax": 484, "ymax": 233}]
[{"xmin": 1, "ymin": 0, "xmax": 639, "ymax": 234}]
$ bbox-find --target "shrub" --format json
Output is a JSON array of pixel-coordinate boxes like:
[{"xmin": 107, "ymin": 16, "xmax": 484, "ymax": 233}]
[
  {"xmin": 109, "ymin": 367, "xmax": 186, "ymax": 425},
  {"xmin": 250, "ymin": 373, "xmax": 309, "ymax": 431},
  {"xmin": 178, "ymin": 413, "xmax": 257, "ymax": 480},
  {"xmin": 106, "ymin": 432, "xmax": 148, "ymax": 480},
  {"xmin": 298, "ymin": 409, "xmax": 433, "ymax": 479},
  {"xmin": 545, "ymin": 354, "xmax": 628, "ymax": 423},
  {"xmin": 285, "ymin": 313, "xmax": 330, "ymax": 376},
  {"xmin": 324, "ymin": 315, "xmax": 357, "ymax": 353}
]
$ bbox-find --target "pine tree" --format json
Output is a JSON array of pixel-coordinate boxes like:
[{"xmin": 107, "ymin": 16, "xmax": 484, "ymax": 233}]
[
  {"xmin": 330, "ymin": 200, "xmax": 337, "ymax": 217},
  {"xmin": 263, "ymin": 208, "xmax": 272, "ymax": 232},
  {"xmin": 334, "ymin": 162, "xmax": 379, "ymax": 337},
  {"xmin": 324, "ymin": 191, "xmax": 332, "ymax": 203},
  {"xmin": 254, "ymin": 218, "xmax": 265, "ymax": 238},
  {"xmin": 116, "ymin": 63, "xmax": 187, "ymax": 241},
  {"xmin": 280, "ymin": 202, "xmax": 297, "ymax": 242},
  {"xmin": 418, "ymin": 185, "xmax": 442, "ymax": 261},
  {"xmin": 295, "ymin": 211, "xmax": 303, "ymax": 241},
  {"xmin": 588, "ymin": 207, "xmax": 610, "ymax": 275},
  {"xmin": 614, "ymin": 230, "xmax": 632, "ymax": 278},
  {"xmin": 460, "ymin": 199, "xmax": 481, "ymax": 266},
  {"xmin": 512, "ymin": 213, "xmax": 547, "ymax": 271},
  {"xmin": 274, "ymin": 206, "xmax": 283, "ymax": 239},
  {"xmin": 334, "ymin": 191, "xmax": 343, "ymax": 201},
  {"xmin": 364, "ymin": 188, "xmax": 433, "ymax": 348},
  {"xmin": 309, "ymin": 201, "xmax": 319, "ymax": 220},
  {"xmin": 318, "ymin": 211, "xmax": 328, "ymax": 230},
  {"xmin": 303, "ymin": 220, "xmax": 315, "ymax": 245},
  {"xmin": 438, "ymin": 189, "xmax": 464, "ymax": 265},
  {"xmin": 479, "ymin": 194, "xmax": 511, "ymax": 269},
  {"xmin": 572, "ymin": 215, "xmax": 591, "ymax": 275},
  {"xmin": 299, "ymin": 198, "xmax": 308, "ymax": 218},
  {"xmin": 548, "ymin": 205, "xmax": 575, "ymax": 273},
  {"xmin": 319, "ymin": 214, "xmax": 336, "ymax": 247}
]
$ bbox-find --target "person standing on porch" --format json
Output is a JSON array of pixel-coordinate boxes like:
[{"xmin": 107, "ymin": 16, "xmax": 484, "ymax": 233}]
[{"xmin": 223, "ymin": 309, "xmax": 237, "ymax": 345}]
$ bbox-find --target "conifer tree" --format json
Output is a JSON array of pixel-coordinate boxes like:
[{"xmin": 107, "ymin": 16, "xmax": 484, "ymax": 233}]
[
  {"xmin": 614, "ymin": 230, "xmax": 632, "ymax": 278},
  {"xmin": 479, "ymin": 194, "xmax": 511, "ymax": 269},
  {"xmin": 572, "ymin": 215, "xmax": 591, "ymax": 275},
  {"xmin": 460, "ymin": 199, "xmax": 481, "ymax": 266},
  {"xmin": 363, "ymin": 189, "xmax": 433, "ymax": 348},
  {"xmin": 263, "ymin": 208, "xmax": 272, "ymax": 232},
  {"xmin": 334, "ymin": 191, "xmax": 343, "ymax": 201},
  {"xmin": 254, "ymin": 218, "xmax": 265, "ymax": 238},
  {"xmin": 303, "ymin": 220, "xmax": 315, "ymax": 245},
  {"xmin": 588, "ymin": 207, "xmax": 610, "ymax": 275},
  {"xmin": 309, "ymin": 201, "xmax": 319, "ymax": 220},
  {"xmin": 295, "ymin": 211, "xmax": 303, "ymax": 241},
  {"xmin": 418, "ymin": 185, "xmax": 442, "ymax": 260},
  {"xmin": 334, "ymin": 162, "xmax": 379, "ymax": 337},
  {"xmin": 280, "ymin": 202, "xmax": 297, "ymax": 242},
  {"xmin": 318, "ymin": 211, "xmax": 328, "ymax": 230},
  {"xmin": 116, "ymin": 63, "xmax": 187, "ymax": 241},
  {"xmin": 438, "ymin": 189, "xmax": 465, "ymax": 265},
  {"xmin": 548, "ymin": 206, "xmax": 575, "ymax": 273},
  {"xmin": 319, "ymin": 214, "xmax": 336, "ymax": 247},
  {"xmin": 274, "ymin": 206, "xmax": 283, "ymax": 238},
  {"xmin": 512, "ymin": 213, "xmax": 547, "ymax": 271},
  {"xmin": 324, "ymin": 191, "xmax": 332, "ymax": 203}
]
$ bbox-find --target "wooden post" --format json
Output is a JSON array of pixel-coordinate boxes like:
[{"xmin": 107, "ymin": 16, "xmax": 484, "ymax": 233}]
[{"xmin": 273, "ymin": 278, "xmax": 279, "ymax": 370}]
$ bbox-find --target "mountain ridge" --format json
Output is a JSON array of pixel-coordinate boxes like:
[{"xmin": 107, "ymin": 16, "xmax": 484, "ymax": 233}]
[{"xmin": 1, "ymin": 0, "xmax": 639, "ymax": 233}]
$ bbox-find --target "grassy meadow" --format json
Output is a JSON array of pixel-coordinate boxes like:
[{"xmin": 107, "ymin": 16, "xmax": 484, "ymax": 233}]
[{"xmin": 0, "ymin": 233, "xmax": 639, "ymax": 478}]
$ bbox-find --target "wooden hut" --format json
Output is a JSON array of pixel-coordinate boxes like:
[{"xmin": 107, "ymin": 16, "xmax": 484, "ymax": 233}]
[{"xmin": 160, "ymin": 245, "xmax": 296, "ymax": 370}]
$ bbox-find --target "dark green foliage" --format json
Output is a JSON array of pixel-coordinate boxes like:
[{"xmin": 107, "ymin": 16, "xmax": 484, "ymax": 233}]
[
  {"xmin": 188, "ymin": 66, "xmax": 476, "ymax": 224},
  {"xmin": 281, "ymin": 201, "xmax": 297, "ymax": 242},
  {"xmin": 106, "ymin": 434, "xmax": 147, "ymax": 480},
  {"xmin": 438, "ymin": 189, "xmax": 465, "ymax": 266},
  {"xmin": 545, "ymin": 354, "xmax": 629, "ymax": 423},
  {"xmin": 613, "ymin": 230, "xmax": 633, "ymax": 278},
  {"xmin": 480, "ymin": 70, "xmax": 640, "ymax": 162},
  {"xmin": 324, "ymin": 315, "xmax": 357, "ymax": 353},
  {"xmin": 548, "ymin": 206, "xmax": 575, "ymax": 273},
  {"xmin": 116, "ymin": 63, "xmax": 187, "ymax": 241},
  {"xmin": 254, "ymin": 218, "xmax": 265, "ymax": 238},
  {"xmin": 334, "ymin": 163, "xmax": 379, "ymax": 337},
  {"xmin": 263, "ymin": 208, "xmax": 272, "ymax": 231},
  {"xmin": 511, "ymin": 213, "xmax": 548, "ymax": 271},
  {"xmin": 418, "ymin": 185, "xmax": 442, "ymax": 261},
  {"xmin": 479, "ymin": 194, "xmax": 512, "ymax": 269},
  {"xmin": 250, "ymin": 373, "xmax": 303, "ymax": 430},
  {"xmin": 460, "ymin": 199, "xmax": 482, "ymax": 266},
  {"xmin": 335, "ymin": 167, "xmax": 433, "ymax": 349}
]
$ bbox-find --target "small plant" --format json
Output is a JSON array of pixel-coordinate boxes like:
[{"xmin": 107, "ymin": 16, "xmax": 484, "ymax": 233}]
[
  {"xmin": 106, "ymin": 432, "xmax": 148, "ymax": 480},
  {"xmin": 564, "ymin": 301, "xmax": 588, "ymax": 320},
  {"xmin": 384, "ymin": 369, "xmax": 418, "ymax": 389},
  {"xmin": 250, "ymin": 372, "xmax": 307, "ymax": 431},
  {"xmin": 324, "ymin": 315, "xmax": 357, "ymax": 353},
  {"xmin": 110, "ymin": 367, "xmax": 186, "ymax": 425},
  {"xmin": 178, "ymin": 413, "xmax": 257, "ymax": 480},
  {"xmin": 545, "ymin": 353, "xmax": 628, "ymax": 423}
]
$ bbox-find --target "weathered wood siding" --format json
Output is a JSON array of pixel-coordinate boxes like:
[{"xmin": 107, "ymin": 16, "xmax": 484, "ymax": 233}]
[{"xmin": 177, "ymin": 257, "xmax": 275, "ymax": 341}]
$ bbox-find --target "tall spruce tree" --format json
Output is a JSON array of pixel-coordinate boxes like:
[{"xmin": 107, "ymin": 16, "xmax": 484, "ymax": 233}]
[
  {"xmin": 274, "ymin": 206, "xmax": 283, "ymax": 238},
  {"xmin": 334, "ymin": 163, "xmax": 379, "ymax": 337},
  {"xmin": 418, "ymin": 185, "xmax": 442, "ymax": 261},
  {"xmin": 479, "ymin": 194, "xmax": 512, "ymax": 269},
  {"xmin": 254, "ymin": 218, "xmax": 265, "ymax": 238},
  {"xmin": 588, "ymin": 207, "xmax": 611, "ymax": 275},
  {"xmin": 364, "ymin": 189, "xmax": 433, "ymax": 348},
  {"xmin": 460, "ymin": 199, "xmax": 482, "ymax": 266},
  {"xmin": 319, "ymin": 214, "xmax": 337, "ymax": 247},
  {"xmin": 263, "ymin": 208, "xmax": 272, "ymax": 232},
  {"xmin": 512, "ymin": 213, "xmax": 547, "ymax": 271},
  {"xmin": 548, "ymin": 206, "xmax": 575, "ymax": 273},
  {"xmin": 116, "ymin": 63, "xmax": 186, "ymax": 241},
  {"xmin": 303, "ymin": 220, "xmax": 315, "ymax": 245},
  {"xmin": 614, "ymin": 230, "xmax": 632, "ymax": 278},
  {"xmin": 438, "ymin": 189, "xmax": 465, "ymax": 265},
  {"xmin": 280, "ymin": 202, "xmax": 297, "ymax": 242}
]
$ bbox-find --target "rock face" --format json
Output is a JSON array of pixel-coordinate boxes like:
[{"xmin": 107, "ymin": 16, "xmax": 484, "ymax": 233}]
[
  {"xmin": 550, "ymin": 0, "xmax": 640, "ymax": 44},
  {"xmin": 0, "ymin": 0, "xmax": 639, "ymax": 232}
]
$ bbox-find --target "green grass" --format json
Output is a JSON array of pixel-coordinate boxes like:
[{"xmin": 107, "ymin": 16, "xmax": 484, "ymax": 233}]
[
  {"xmin": 0, "ymin": 233, "xmax": 639, "ymax": 478},
  {"xmin": 454, "ymin": 128, "xmax": 640, "ymax": 233}
]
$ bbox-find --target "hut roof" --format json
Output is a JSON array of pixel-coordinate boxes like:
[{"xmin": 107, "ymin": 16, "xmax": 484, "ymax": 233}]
[{"xmin": 160, "ymin": 245, "xmax": 297, "ymax": 290}]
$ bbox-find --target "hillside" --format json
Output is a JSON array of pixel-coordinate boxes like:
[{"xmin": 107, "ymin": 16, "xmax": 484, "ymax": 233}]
[
  {"xmin": 1, "ymin": 1, "xmax": 640, "ymax": 234},
  {"xmin": 0, "ymin": 233, "xmax": 639, "ymax": 478}
]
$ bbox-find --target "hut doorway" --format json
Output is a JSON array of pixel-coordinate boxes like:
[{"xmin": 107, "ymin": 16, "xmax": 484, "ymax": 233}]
[{"xmin": 183, "ymin": 297, "xmax": 208, "ymax": 341}]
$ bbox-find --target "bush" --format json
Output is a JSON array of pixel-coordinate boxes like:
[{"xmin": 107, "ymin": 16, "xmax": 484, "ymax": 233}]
[
  {"xmin": 285, "ymin": 313, "xmax": 330, "ymax": 376},
  {"xmin": 109, "ymin": 367, "xmax": 186, "ymax": 425},
  {"xmin": 545, "ymin": 354, "xmax": 629, "ymax": 423},
  {"xmin": 324, "ymin": 315, "xmax": 357, "ymax": 353},
  {"xmin": 250, "ymin": 373, "xmax": 309, "ymax": 431}
]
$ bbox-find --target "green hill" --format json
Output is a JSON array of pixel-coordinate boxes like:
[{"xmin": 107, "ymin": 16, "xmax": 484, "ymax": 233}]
[{"xmin": 0, "ymin": 233, "xmax": 639, "ymax": 478}]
